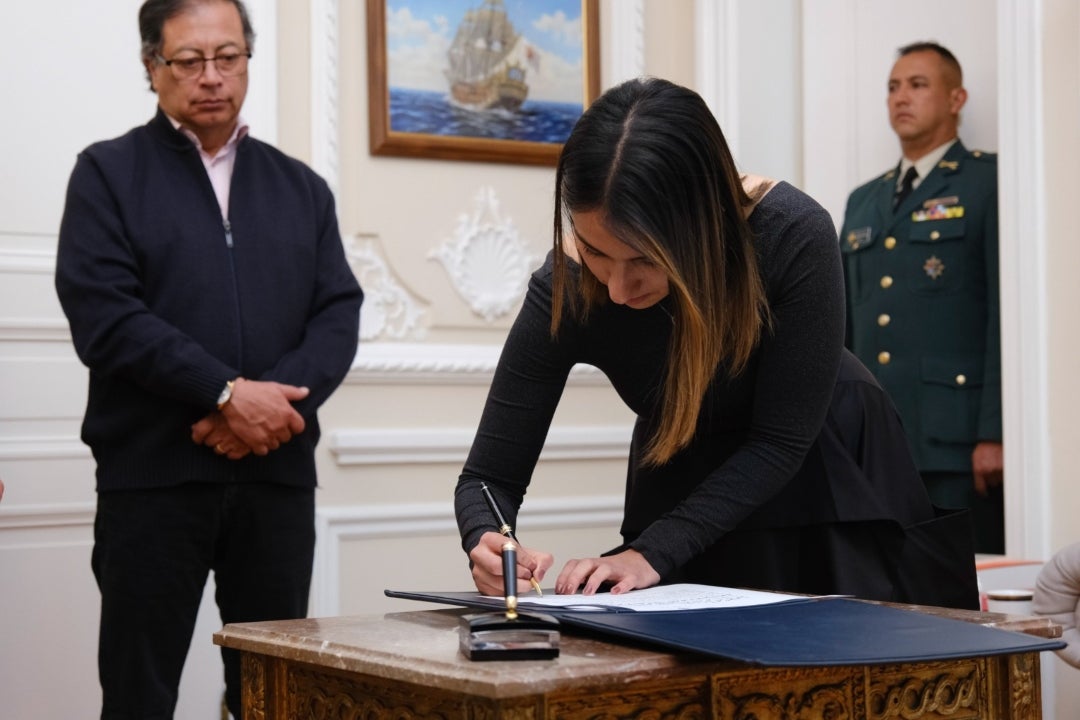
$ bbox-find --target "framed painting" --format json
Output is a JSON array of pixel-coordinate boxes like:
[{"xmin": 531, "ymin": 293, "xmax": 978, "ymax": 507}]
[{"xmin": 367, "ymin": 0, "xmax": 601, "ymax": 166}]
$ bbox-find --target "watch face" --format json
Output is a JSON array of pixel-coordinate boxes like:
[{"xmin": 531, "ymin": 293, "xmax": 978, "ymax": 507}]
[{"xmin": 217, "ymin": 381, "xmax": 234, "ymax": 407}]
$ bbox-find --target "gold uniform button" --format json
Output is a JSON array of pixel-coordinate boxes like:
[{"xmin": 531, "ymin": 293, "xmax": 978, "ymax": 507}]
[
  {"xmin": 930, "ymin": 230, "xmax": 941, "ymax": 240},
  {"xmin": 877, "ymin": 313, "xmax": 891, "ymax": 326},
  {"xmin": 880, "ymin": 275, "xmax": 893, "ymax": 289},
  {"xmin": 955, "ymin": 374, "xmax": 967, "ymax": 386},
  {"xmin": 878, "ymin": 351, "xmax": 891, "ymax": 365},
  {"xmin": 884, "ymin": 236, "xmax": 897, "ymax": 250}
]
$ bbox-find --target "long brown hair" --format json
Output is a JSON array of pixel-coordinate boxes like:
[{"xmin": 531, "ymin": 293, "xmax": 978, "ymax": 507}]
[{"xmin": 551, "ymin": 78, "xmax": 769, "ymax": 465}]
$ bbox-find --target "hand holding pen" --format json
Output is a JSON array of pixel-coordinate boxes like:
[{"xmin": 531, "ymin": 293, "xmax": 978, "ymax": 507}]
[{"xmin": 480, "ymin": 482, "xmax": 544, "ymax": 596}]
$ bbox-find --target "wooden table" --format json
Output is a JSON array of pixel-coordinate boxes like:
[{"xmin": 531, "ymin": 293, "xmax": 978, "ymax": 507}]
[{"xmin": 214, "ymin": 603, "xmax": 1060, "ymax": 720}]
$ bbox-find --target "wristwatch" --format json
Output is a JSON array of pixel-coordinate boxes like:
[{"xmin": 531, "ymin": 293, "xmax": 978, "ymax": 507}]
[{"xmin": 216, "ymin": 379, "xmax": 236, "ymax": 410}]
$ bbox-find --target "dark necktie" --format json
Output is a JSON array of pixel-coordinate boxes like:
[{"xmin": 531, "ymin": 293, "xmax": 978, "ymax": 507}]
[{"xmin": 893, "ymin": 166, "xmax": 918, "ymax": 211}]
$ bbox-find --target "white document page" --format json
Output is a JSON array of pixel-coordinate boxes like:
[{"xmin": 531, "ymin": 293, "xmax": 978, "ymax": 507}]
[{"xmin": 502, "ymin": 583, "xmax": 805, "ymax": 612}]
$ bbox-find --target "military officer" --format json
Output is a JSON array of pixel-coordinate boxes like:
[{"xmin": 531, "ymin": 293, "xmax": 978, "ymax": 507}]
[{"xmin": 840, "ymin": 41, "xmax": 1003, "ymax": 554}]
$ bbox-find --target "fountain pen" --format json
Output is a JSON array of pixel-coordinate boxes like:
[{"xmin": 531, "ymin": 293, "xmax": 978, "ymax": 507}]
[{"xmin": 479, "ymin": 482, "xmax": 544, "ymax": 596}]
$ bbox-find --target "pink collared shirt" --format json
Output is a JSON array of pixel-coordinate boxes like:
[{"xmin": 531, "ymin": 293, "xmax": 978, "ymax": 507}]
[{"xmin": 165, "ymin": 114, "xmax": 250, "ymax": 220}]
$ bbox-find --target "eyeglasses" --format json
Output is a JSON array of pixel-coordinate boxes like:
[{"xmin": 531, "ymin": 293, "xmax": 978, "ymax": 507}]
[{"xmin": 156, "ymin": 50, "xmax": 251, "ymax": 81}]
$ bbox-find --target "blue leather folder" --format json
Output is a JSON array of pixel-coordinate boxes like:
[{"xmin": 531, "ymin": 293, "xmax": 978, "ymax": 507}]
[{"xmin": 385, "ymin": 589, "xmax": 1065, "ymax": 666}]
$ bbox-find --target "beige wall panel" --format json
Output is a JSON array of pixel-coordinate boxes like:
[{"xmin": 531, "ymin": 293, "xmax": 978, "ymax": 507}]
[
  {"xmin": 340, "ymin": 532, "xmax": 480, "ymax": 614},
  {"xmin": 0, "ymin": 357, "xmax": 87, "ymax": 423},
  {"xmin": 1043, "ymin": 0, "xmax": 1080, "ymax": 554},
  {"xmin": 0, "ymin": 273, "xmax": 67, "ymax": 321},
  {"xmin": 0, "ymin": 536, "xmax": 100, "ymax": 718},
  {"xmin": 276, "ymin": 0, "xmax": 312, "ymax": 161},
  {"xmin": 643, "ymin": 0, "xmax": 695, "ymax": 87},
  {"xmin": 0, "ymin": 458, "xmax": 93, "ymax": 506}
]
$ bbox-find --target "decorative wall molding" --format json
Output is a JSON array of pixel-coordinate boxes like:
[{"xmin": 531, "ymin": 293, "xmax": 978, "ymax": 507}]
[
  {"xmin": 0, "ymin": 240, "xmax": 68, "ymax": 341},
  {"xmin": 0, "ymin": 502, "xmax": 95, "ymax": 531},
  {"xmin": 694, "ymin": 0, "xmax": 739, "ymax": 155},
  {"xmin": 330, "ymin": 424, "xmax": 632, "ymax": 466},
  {"xmin": 310, "ymin": 0, "xmax": 340, "ymax": 193},
  {"xmin": 246, "ymin": 0, "xmax": 279, "ymax": 144},
  {"xmin": 997, "ymin": 0, "xmax": 1049, "ymax": 560},
  {"xmin": 604, "ymin": 0, "xmax": 646, "ymax": 86},
  {"xmin": 344, "ymin": 235, "xmax": 430, "ymax": 341},
  {"xmin": 800, "ymin": 0, "xmax": 860, "ymax": 228},
  {"xmin": 311, "ymin": 495, "xmax": 623, "ymax": 617},
  {"xmin": 0, "ymin": 320, "xmax": 70, "ymax": 343},
  {"xmin": 0, "ymin": 240, "xmax": 56, "ymax": 274},
  {"xmin": 428, "ymin": 186, "xmax": 540, "ymax": 322},
  {"xmin": 348, "ymin": 341, "xmax": 502, "ymax": 383},
  {"xmin": 347, "ymin": 342, "xmax": 608, "ymax": 385},
  {"xmin": 0, "ymin": 437, "xmax": 90, "ymax": 461}
]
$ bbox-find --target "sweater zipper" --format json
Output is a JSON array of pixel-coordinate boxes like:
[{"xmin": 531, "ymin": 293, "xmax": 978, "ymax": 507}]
[{"xmin": 223, "ymin": 218, "xmax": 243, "ymax": 366}]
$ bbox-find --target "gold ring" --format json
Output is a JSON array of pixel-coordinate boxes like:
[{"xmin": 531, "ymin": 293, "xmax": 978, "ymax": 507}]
[{"xmin": 215, "ymin": 443, "xmax": 225, "ymax": 453}]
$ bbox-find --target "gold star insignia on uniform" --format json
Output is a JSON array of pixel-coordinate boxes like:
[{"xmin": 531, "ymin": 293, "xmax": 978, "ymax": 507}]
[{"xmin": 923, "ymin": 255, "xmax": 945, "ymax": 279}]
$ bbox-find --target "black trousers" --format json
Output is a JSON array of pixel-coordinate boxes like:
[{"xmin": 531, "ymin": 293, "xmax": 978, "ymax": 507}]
[
  {"xmin": 922, "ymin": 471, "xmax": 1005, "ymax": 555},
  {"xmin": 92, "ymin": 482, "xmax": 315, "ymax": 720}
]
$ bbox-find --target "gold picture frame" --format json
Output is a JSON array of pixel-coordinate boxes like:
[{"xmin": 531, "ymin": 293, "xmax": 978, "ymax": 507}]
[{"xmin": 367, "ymin": 0, "xmax": 601, "ymax": 166}]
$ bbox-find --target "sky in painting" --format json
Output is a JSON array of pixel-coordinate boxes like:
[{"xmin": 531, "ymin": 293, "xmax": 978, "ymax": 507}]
[{"xmin": 384, "ymin": 0, "xmax": 586, "ymax": 103}]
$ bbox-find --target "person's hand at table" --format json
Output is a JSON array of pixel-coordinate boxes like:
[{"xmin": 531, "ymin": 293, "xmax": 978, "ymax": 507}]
[
  {"xmin": 469, "ymin": 531, "xmax": 553, "ymax": 596},
  {"xmin": 555, "ymin": 548, "xmax": 661, "ymax": 595}
]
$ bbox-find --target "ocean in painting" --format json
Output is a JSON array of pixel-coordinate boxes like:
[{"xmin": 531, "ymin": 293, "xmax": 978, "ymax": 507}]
[{"xmin": 388, "ymin": 87, "xmax": 583, "ymax": 144}]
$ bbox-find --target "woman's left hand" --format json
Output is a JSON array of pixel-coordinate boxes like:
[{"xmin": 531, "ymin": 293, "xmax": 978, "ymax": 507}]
[{"xmin": 554, "ymin": 548, "xmax": 660, "ymax": 595}]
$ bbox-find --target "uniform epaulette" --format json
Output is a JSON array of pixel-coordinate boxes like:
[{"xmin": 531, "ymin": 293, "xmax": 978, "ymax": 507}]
[{"xmin": 967, "ymin": 149, "xmax": 997, "ymax": 162}]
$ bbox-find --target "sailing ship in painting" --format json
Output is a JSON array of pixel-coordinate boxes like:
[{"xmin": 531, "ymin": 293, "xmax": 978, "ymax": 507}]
[{"xmin": 445, "ymin": 0, "xmax": 531, "ymax": 111}]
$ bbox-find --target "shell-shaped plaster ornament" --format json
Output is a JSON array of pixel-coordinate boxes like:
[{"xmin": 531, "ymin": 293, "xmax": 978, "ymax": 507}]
[{"xmin": 429, "ymin": 187, "xmax": 539, "ymax": 322}]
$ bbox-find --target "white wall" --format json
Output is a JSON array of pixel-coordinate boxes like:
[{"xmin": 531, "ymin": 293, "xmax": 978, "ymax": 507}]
[
  {"xmin": 1039, "ymin": 0, "xmax": 1080, "ymax": 710},
  {"xmin": 694, "ymin": 0, "xmax": 803, "ymax": 185},
  {"xmin": 801, "ymin": 0, "xmax": 998, "ymax": 229}
]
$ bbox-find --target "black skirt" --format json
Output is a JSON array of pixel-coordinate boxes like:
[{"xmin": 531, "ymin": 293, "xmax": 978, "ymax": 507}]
[
  {"xmin": 624, "ymin": 350, "xmax": 980, "ymax": 610},
  {"xmin": 670, "ymin": 506, "xmax": 979, "ymax": 610}
]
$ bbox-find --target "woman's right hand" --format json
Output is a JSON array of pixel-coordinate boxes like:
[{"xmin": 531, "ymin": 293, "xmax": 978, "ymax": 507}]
[{"xmin": 469, "ymin": 531, "xmax": 553, "ymax": 596}]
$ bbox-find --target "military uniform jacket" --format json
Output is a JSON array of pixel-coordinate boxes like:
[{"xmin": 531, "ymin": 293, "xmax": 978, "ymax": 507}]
[{"xmin": 840, "ymin": 140, "xmax": 1000, "ymax": 473}]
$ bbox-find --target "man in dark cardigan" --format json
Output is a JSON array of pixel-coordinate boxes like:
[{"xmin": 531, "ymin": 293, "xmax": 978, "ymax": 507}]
[{"xmin": 54, "ymin": 1, "xmax": 363, "ymax": 717}]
